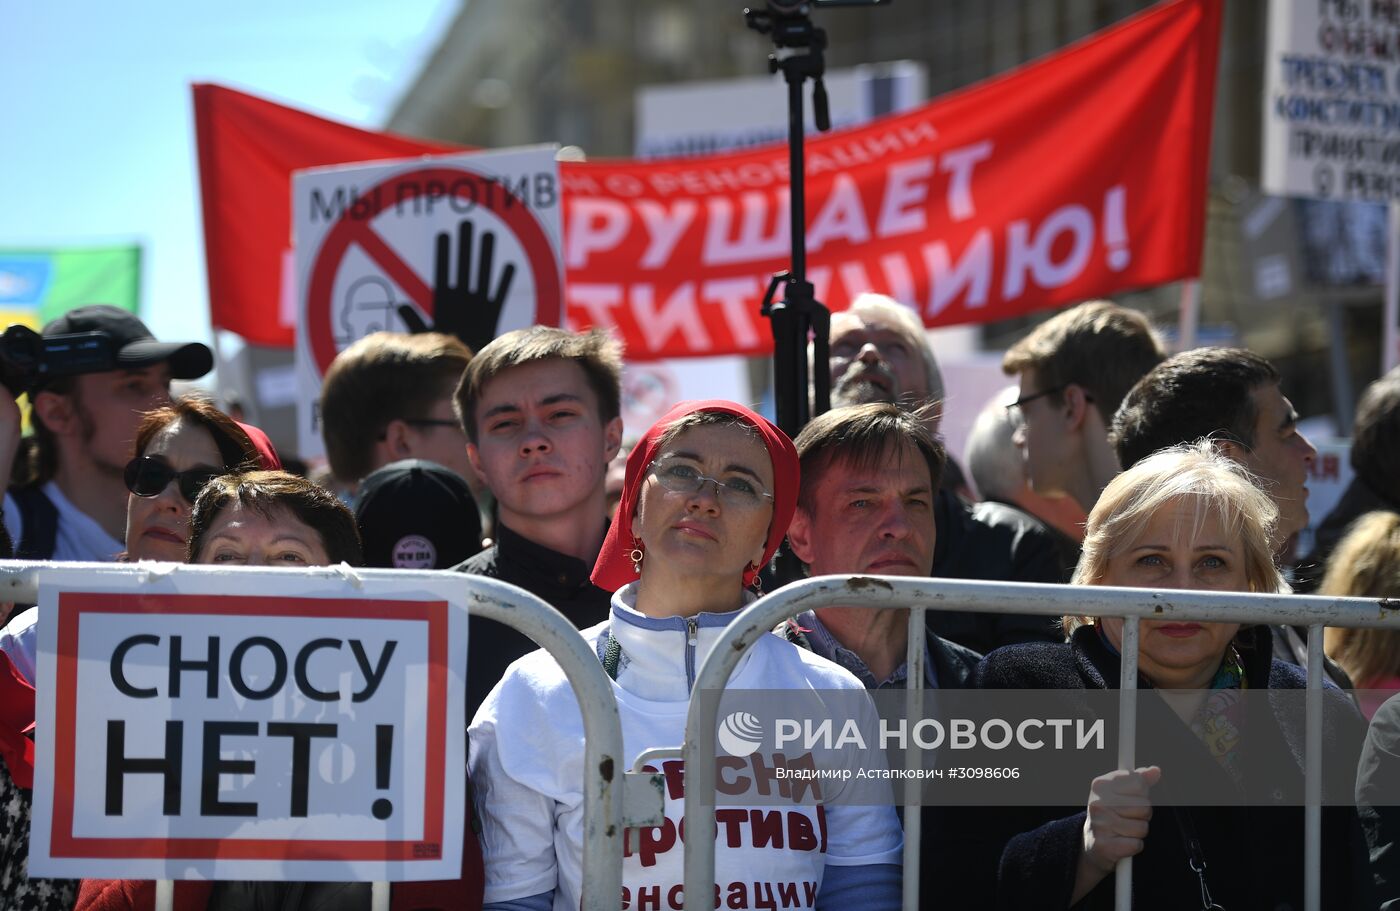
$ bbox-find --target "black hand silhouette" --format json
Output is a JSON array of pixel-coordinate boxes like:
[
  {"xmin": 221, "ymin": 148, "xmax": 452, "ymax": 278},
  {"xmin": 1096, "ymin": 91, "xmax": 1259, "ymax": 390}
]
[{"xmin": 398, "ymin": 220, "xmax": 515, "ymax": 353}]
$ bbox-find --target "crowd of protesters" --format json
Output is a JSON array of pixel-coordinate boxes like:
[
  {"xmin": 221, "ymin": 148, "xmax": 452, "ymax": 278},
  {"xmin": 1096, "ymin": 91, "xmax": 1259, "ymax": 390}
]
[{"xmin": 0, "ymin": 297, "xmax": 1397, "ymax": 908}]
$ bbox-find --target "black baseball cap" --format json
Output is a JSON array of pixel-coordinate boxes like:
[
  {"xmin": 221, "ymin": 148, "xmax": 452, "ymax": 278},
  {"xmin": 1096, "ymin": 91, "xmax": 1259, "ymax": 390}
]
[
  {"xmin": 42, "ymin": 305, "xmax": 213, "ymax": 379},
  {"xmin": 354, "ymin": 459, "xmax": 483, "ymax": 569}
]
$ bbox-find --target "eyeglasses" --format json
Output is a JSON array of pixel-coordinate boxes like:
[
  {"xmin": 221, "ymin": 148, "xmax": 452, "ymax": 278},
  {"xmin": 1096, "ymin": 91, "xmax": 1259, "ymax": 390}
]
[
  {"xmin": 124, "ymin": 457, "xmax": 219, "ymax": 503},
  {"xmin": 1007, "ymin": 385, "xmax": 1067, "ymax": 412},
  {"xmin": 651, "ymin": 461, "xmax": 775, "ymax": 509},
  {"xmin": 378, "ymin": 418, "xmax": 462, "ymax": 441}
]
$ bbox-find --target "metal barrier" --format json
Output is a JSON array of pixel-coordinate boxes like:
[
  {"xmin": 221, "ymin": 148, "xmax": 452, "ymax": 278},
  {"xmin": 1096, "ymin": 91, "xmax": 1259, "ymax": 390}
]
[
  {"xmin": 681, "ymin": 575, "xmax": 1400, "ymax": 911},
  {"xmin": 0, "ymin": 561, "xmax": 661, "ymax": 911}
]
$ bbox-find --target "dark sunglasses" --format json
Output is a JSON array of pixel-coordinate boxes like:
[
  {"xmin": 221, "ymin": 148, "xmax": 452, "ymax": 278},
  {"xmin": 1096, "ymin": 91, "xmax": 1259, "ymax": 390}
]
[{"xmin": 124, "ymin": 457, "xmax": 220, "ymax": 503}]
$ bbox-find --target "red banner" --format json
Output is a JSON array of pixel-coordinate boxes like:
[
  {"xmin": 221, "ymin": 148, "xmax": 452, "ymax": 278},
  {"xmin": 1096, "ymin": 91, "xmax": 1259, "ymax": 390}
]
[
  {"xmin": 193, "ymin": 85, "xmax": 460, "ymax": 347},
  {"xmin": 195, "ymin": 0, "xmax": 1220, "ymax": 358}
]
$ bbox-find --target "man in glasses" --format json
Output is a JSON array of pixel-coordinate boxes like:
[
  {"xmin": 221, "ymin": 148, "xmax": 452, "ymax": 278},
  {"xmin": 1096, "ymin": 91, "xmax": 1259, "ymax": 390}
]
[
  {"xmin": 453, "ymin": 326, "xmax": 623, "ymax": 716},
  {"xmin": 319, "ymin": 331, "xmax": 475, "ymax": 492},
  {"xmin": 0, "ymin": 306, "xmax": 212, "ymax": 562},
  {"xmin": 1001, "ymin": 300, "xmax": 1165, "ymax": 518}
]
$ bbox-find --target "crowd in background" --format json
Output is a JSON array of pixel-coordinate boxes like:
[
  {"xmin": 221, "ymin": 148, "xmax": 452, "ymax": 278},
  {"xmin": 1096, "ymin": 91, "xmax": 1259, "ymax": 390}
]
[{"xmin": 0, "ymin": 298, "xmax": 1397, "ymax": 908}]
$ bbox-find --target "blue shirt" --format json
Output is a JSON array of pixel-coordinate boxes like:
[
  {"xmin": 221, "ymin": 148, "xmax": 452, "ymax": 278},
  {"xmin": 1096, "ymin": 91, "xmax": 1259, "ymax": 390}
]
[{"xmin": 792, "ymin": 610, "xmax": 940, "ymax": 690}]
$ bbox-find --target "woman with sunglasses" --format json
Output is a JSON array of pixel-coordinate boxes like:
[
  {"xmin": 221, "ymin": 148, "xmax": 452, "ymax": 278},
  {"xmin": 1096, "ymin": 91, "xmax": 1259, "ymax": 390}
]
[
  {"xmin": 0, "ymin": 399, "xmax": 267, "ymax": 686},
  {"xmin": 470, "ymin": 400, "xmax": 902, "ymax": 911},
  {"xmin": 123, "ymin": 399, "xmax": 266, "ymax": 562}
]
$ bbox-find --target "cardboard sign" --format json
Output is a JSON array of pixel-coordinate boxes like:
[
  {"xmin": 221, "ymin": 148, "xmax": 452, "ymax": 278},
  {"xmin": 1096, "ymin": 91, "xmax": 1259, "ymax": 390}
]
[
  {"xmin": 292, "ymin": 147, "xmax": 564, "ymax": 458},
  {"xmin": 1262, "ymin": 0, "xmax": 1400, "ymax": 201},
  {"xmin": 30, "ymin": 569, "xmax": 467, "ymax": 882}
]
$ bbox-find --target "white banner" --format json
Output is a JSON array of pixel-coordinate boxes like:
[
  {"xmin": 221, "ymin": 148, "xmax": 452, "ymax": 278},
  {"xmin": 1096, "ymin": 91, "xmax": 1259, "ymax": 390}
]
[
  {"xmin": 30, "ymin": 568, "xmax": 467, "ymax": 882},
  {"xmin": 1262, "ymin": 0, "xmax": 1400, "ymax": 201},
  {"xmin": 293, "ymin": 146, "xmax": 564, "ymax": 460}
]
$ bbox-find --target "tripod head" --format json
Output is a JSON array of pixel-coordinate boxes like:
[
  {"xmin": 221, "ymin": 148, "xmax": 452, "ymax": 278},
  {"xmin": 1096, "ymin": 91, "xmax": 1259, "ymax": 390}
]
[{"xmin": 743, "ymin": 0, "xmax": 889, "ymax": 438}]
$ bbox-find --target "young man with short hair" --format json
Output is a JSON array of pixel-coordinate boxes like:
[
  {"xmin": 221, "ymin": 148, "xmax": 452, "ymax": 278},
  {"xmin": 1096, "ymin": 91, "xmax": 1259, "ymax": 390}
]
[
  {"xmin": 454, "ymin": 326, "xmax": 623, "ymax": 714},
  {"xmin": 1001, "ymin": 300, "xmax": 1166, "ymax": 516},
  {"xmin": 1111, "ymin": 347, "xmax": 1316, "ymax": 555},
  {"xmin": 782, "ymin": 403, "xmax": 980, "ymax": 689},
  {"xmin": 319, "ymin": 331, "xmax": 474, "ymax": 489},
  {"xmin": 0, "ymin": 305, "xmax": 212, "ymax": 561}
]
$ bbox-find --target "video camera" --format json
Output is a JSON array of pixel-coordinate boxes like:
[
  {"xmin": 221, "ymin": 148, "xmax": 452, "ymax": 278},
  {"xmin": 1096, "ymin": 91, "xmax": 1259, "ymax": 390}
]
[{"xmin": 0, "ymin": 325, "xmax": 118, "ymax": 397}]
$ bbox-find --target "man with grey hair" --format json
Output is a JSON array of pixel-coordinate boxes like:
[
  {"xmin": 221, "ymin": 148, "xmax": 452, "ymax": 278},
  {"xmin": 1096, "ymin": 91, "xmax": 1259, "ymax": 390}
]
[
  {"xmin": 829, "ymin": 293, "xmax": 945, "ymax": 425},
  {"xmin": 818, "ymin": 294, "xmax": 1065, "ymax": 653}
]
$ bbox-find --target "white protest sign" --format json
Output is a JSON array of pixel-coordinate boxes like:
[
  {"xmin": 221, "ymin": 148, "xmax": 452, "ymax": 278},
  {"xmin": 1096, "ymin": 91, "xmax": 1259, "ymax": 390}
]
[
  {"xmin": 1262, "ymin": 0, "xmax": 1400, "ymax": 201},
  {"xmin": 293, "ymin": 146, "xmax": 564, "ymax": 459},
  {"xmin": 30, "ymin": 568, "xmax": 467, "ymax": 882}
]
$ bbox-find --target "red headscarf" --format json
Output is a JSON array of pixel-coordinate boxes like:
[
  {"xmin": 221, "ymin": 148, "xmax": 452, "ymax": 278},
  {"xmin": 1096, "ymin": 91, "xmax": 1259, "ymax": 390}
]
[
  {"xmin": 0, "ymin": 650, "xmax": 35, "ymax": 789},
  {"xmin": 236, "ymin": 421, "xmax": 283, "ymax": 470},
  {"xmin": 592, "ymin": 400, "xmax": 798, "ymax": 593}
]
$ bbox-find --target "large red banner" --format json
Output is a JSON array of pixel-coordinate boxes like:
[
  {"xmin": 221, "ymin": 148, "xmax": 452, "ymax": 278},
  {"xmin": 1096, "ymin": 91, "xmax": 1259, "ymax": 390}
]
[{"xmin": 195, "ymin": 0, "xmax": 1221, "ymax": 359}]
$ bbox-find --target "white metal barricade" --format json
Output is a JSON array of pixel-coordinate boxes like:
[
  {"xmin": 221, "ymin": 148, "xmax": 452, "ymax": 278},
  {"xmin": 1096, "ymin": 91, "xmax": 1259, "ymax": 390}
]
[
  {"xmin": 0, "ymin": 561, "xmax": 662, "ymax": 911},
  {"xmin": 680, "ymin": 575, "xmax": 1400, "ymax": 911}
]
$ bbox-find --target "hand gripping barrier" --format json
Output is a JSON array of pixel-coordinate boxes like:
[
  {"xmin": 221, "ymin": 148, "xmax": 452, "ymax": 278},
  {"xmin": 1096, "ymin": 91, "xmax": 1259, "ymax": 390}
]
[
  {"xmin": 0, "ymin": 561, "xmax": 664, "ymax": 911},
  {"xmin": 680, "ymin": 575, "xmax": 1400, "ymax": 911}
]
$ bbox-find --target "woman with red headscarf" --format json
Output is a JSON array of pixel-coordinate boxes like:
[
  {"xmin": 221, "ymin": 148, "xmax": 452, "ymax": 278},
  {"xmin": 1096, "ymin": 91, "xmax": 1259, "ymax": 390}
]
[{"xmin": 470, "ymin": 401, "xmax": 902, "ymax": 911}]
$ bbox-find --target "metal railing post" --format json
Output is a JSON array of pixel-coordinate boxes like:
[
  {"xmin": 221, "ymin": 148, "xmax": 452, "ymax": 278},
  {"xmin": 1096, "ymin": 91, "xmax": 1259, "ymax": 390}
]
[
  {"xmin": 1115, "ymin": 617, "xmax": 1140, "ymax": 911},
  {"xmin": 1305, "ymin": 625, "xmax": 1324, "ymax": 911},
  {"xmin": 902, "ymin": 606, "xmax": 926, "ymax": 911}
]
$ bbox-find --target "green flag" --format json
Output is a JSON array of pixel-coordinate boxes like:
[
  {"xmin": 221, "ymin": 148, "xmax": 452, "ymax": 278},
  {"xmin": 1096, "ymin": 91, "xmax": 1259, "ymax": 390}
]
[{"xmin": 0, "ymin": 246, "xmax": 141, "ymax": 328}]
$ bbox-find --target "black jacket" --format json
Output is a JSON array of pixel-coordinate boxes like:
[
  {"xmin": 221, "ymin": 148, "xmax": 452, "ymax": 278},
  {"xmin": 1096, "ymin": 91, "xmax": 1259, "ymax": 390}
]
[
  {"xmin": 921, "ymin": 625, "xmax": 1372, "ymax": 911},
  {"xmin": 1294, "ymin": 476, "xmax": 1399, "ymax": 593},
  {"xmin": 928, "ymin": 629, "xmax": 981, "ymax": 690},
  {"xmin": 1358, "ymin": 694, "xmax": 1400, "ymax": 908},
  {"xmin": 455, "ymin": 523, "xmax": 611, "ymax": 719},
  {"xmin": 926, "ymin": 490, "xmax": 1069, "ymax": 654}
]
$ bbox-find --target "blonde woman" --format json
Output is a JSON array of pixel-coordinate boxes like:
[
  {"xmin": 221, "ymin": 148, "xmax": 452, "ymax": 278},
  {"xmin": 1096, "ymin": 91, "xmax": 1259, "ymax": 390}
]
[
  {"xmin": 927, "ymin": 442, "xmax": 1370, "ymax": 910},
  {"xmin": 1322, "ymin": 511, "xmax": 1400, "ymax": 718}
]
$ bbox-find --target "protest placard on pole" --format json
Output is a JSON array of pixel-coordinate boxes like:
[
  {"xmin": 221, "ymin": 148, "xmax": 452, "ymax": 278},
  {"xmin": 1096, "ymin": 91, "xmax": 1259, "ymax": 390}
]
[
  {"xmin": 29, "ymin": 568, "xmax": 467, "ymax": 882},
  {"xmin": 1261, "ymin": 0, "xmax": 1400, "ymax": 370},
  {"xmin": 292, "ymin": 146, "xmax": 564, "ymax": 459}
]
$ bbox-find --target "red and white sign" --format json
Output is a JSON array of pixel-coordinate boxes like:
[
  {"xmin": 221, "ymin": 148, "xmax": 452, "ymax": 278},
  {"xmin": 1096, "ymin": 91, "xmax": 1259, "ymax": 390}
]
[
  {"xmin": 293, "ymin": 147, "xmax": 564, "ymax": 457},
  {"xmin": 197, "ymin": 0, "xmax": 1220, "ymax": 362},
  {"xmin": 29, "ymin": 569, "xmax": 467, "ymax": 882}
]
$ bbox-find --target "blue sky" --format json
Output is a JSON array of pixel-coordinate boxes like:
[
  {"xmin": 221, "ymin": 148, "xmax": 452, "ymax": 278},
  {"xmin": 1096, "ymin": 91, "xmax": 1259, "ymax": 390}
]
[{"xmin": 0, "ymin": 0, "xmax": 459, "ymax": 349}]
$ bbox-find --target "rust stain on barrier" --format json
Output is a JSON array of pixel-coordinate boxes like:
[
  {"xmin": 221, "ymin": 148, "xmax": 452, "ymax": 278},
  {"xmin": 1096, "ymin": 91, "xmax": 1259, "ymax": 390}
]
[
  {"xmin": 846, "ymin": 577, "xmax": 895, "ymax": 592},
  {"xmin": 599, "ymin": 758, "xmax": 614, "ymax": 781},
  {"xmin": 1154, "ymin": 606, "xmax": 1164, "ymax": 614},
  {"xmin": 1379, "ymin": 598, "xmax": 1400, "ymax": 617},
  {"xmin": 606, "ymin": 825, "xmax": 617, "ymax": 837}
]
